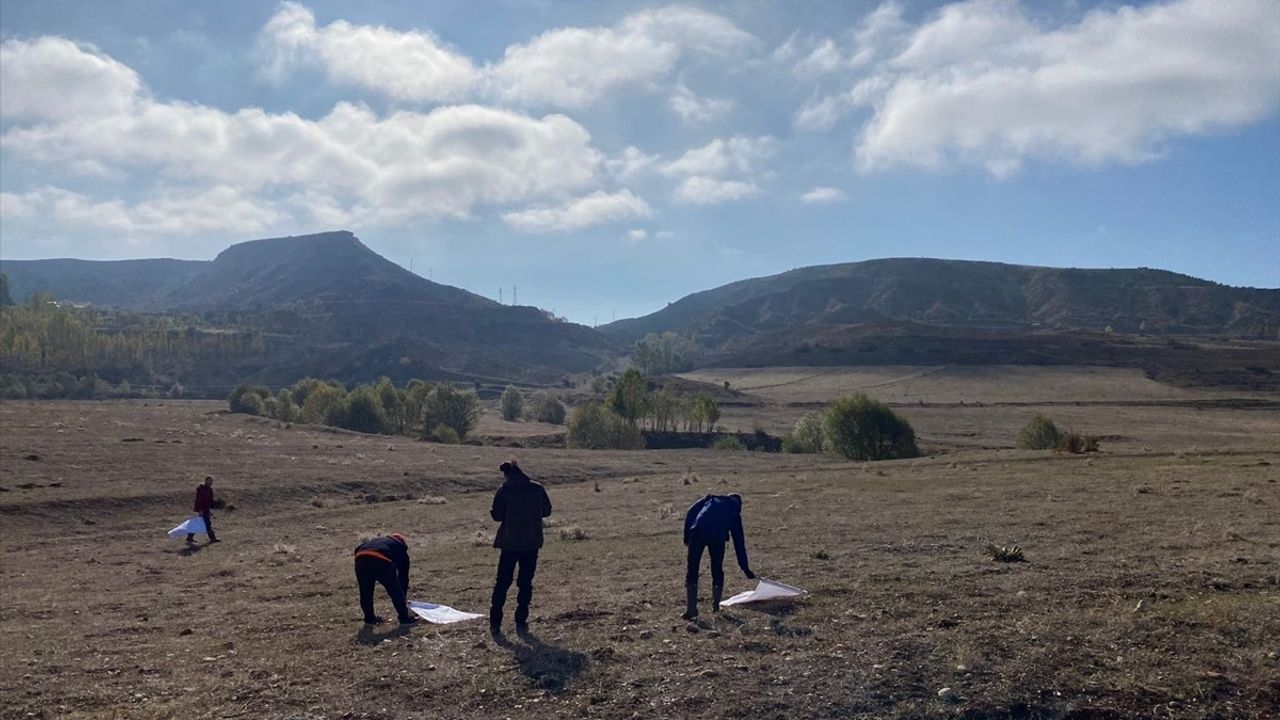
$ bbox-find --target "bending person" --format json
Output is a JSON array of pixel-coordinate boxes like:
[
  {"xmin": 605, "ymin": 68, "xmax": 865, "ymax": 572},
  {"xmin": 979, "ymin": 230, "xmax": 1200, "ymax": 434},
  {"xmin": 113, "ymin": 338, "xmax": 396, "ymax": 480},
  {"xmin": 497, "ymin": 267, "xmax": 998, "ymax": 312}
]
[
  {"xmin": 488, "ymin": 460, "xmax": 552, "ymax": 634},
  {"xmin": 354, "ymin": 533, "xmax": 419, "ymax": 626},
  {"xmin": 683, "ymin": 493, "xmax": 755, "ymax": 620}
]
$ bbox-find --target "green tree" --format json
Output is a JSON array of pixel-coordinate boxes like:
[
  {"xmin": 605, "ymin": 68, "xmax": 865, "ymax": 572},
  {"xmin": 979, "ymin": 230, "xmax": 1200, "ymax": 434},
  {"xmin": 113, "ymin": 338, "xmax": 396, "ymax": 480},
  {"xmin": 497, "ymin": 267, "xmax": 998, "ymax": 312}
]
[
  {"xmin": 330, "ymin": 385, "xmax": 386, "ymax": 434},
  {"xmin": 566, "ymin": 402, "xmax": 645, "ymax": 450},
  {"xmin": 823, "ymin": 394, "xmax": 919, "ymax": 461},
  {"xmin": 404, "ymin": 380, "xmax": 433, "ymax": 434},
  {"xmin": 422, "ymin": 384, "xmax": 479, "ymax": 440},
  {"xmin": 632, "ymin": 332, "xmax": 702, "ymax": 375},
  {"xmin": 783, "ymin": 412, "xmax": 825, "ymax": 454},
  {"xmin": 301, "ymin": 383, "xmax": 346, "ymax": 424},
  {"xmin": 375, "ymin": 377, "xmax": 409, "ymax": 434},
  {"xmin": 0, "ymin": 273, "xmax": 13, "ymax": 307},
  {"xmin": 607, "ymin": 368, "xmax": 649, "ymax": 425},
  {"xmin": 228, "ymin": 384, "xmax": 271, "ymax": 415},
  {"xmin": 532, "ymin": 393, "xmax": 567, "ymax": 424},
  {"xmin": 500, "ymin": 385, "xmax": 524, "ymax": 421},
  {"xmin": 692, "ymin": 393, "xmax": 720, "ymax": 433}
]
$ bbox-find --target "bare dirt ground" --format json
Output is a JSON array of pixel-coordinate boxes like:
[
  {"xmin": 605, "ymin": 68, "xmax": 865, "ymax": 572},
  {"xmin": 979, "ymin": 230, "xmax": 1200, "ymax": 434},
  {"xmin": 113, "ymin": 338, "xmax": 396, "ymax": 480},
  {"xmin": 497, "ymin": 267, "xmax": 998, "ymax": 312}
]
[{"xmin": 2, "ymin": 370, "xmax": 1279, "ymax": 719}]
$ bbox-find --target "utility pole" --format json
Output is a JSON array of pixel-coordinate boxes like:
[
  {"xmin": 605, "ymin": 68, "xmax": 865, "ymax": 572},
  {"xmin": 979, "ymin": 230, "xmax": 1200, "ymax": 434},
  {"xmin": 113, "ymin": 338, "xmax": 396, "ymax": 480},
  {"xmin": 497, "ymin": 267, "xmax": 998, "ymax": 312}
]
[
  {"xmin": 410, "ymin": 258, "xmax": 414, "ymax": 274},
  {"xmin": 499, "ymin": 288, "xmax": 503, "ymax": 304},
  {"xmin": 513, "ymin": 285, "xmax": 518, "ymax": 305}
]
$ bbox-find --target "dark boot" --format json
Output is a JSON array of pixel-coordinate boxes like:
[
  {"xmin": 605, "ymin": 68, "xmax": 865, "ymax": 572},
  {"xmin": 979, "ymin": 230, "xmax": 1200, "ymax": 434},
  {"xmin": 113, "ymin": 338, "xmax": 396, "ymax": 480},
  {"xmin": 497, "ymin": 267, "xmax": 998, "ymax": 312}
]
[
  {"xmin": 712, "ymin": 585, "xmax": 724, "ymax": 613},
  {"xmin": 681, "ymin": 582, "xmax": 699, "ymax": 620},
  {"xmin": 489, "ymin": 605, "xmax": 503, "ymax": 633}
]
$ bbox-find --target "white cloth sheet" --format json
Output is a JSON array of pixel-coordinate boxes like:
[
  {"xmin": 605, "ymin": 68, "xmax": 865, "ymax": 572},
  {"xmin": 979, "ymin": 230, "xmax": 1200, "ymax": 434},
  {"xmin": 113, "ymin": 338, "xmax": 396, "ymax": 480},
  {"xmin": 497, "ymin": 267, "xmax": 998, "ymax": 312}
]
[
  {"xmin": 720, "ymin": 577, "xmax": 808, "ymax": 607},
  {"xmin": 167, "ymin": 515, "xmax": 208, "ymax": 538},
  {"xmin": 407, "ymin": 600, "xmax": 484, "ymax": 624}
]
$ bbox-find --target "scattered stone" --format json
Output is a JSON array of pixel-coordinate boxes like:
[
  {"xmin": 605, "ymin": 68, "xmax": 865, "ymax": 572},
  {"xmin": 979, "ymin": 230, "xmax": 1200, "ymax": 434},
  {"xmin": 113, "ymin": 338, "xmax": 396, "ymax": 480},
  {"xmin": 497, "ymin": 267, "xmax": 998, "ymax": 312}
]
[
  {"xmin": 24, "ymin": 454, "xmax": 40, "ymax": 461},
  {"xmin": 178, "ymin": 628, "xmax": 193, "ymax": 636},
  {"xmin": 685, "ymin": 623, "xmax": 700, "ymax": 633},
  {"xmin": 938, "ymin": 687, "xmax": 959, "ymax": 703},
  {"xmin": 638, "ymin": 630, "xmax": 654, "ymax": 640}
]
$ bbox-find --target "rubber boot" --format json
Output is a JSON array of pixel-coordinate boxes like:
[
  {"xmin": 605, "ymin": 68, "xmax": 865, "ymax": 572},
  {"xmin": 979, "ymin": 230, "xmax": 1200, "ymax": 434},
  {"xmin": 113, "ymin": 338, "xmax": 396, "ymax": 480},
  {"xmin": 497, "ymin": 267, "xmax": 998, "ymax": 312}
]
[
  {"xmin": 489, "ymin": 606, "xmax": 503, "ymax": 634},
  {"xmin": 712, "ymin": 585, "xmax": 724, "ymax": 613},
  {"xmin": 681, "ymin": 582, "xmax": 698, "ymax": 620}
]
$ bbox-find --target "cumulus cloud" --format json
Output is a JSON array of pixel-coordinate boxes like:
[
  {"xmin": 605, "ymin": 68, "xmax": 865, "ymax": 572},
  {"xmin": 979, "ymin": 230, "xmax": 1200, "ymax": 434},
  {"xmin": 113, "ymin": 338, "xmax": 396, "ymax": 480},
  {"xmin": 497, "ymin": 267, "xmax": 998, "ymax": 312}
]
[
  {"xmin": 661, "ymin": 135, "xmax": 774, "ymax": 205},
  {"xmin": 606, "ymin": 146, "xmax": 661, "ymax": 182},
  {"xmin": 502, "ymin": 190, "xmax": 651, "ymax": 233},
  {"xmin": 797, "ymin": 0, "xmax": 1280, "ymax": 176},
  {"xmin": 260, "ymin": 2, "xmax": 479, "ymax": 102},
  {"xmin": 1, "ymin": 185, "xmax": 283, "ymax": 238},
  {"xmin": 259, "ymin": 3, "xmax": 752, "ymax": 112},
  {"xmin": 625, "ymin": 228, "xmax": 649, "ymax": 242},
  {"xmin": 0, "ymin": 37, "xmax": 608, "ymax": 234},
  {"xmin": 0, "ymin": 37, "xmax": 143, "ymax": 120},
  {"xmin": 668, "ymin": 84, "xmax": 732, "ymax": 124},
  {"xmin": 801, "ymin": 186, "xmax": 848, "ymax": 204}
]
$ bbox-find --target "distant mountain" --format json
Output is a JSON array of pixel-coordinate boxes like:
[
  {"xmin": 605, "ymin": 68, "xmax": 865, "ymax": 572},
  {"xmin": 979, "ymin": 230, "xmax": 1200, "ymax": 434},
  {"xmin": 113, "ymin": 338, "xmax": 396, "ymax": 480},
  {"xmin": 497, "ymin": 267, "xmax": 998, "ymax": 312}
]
[
  {"xmin": 2, "ymin": 258, "xmax": 205, "ymax": 308},
  {"xmin": 602, "ymin": 258, "xmax": 1280, "ymax": 345},
  {"xmin": 1, "ymin": 231, "xmax": 609, "ymax": 384}
]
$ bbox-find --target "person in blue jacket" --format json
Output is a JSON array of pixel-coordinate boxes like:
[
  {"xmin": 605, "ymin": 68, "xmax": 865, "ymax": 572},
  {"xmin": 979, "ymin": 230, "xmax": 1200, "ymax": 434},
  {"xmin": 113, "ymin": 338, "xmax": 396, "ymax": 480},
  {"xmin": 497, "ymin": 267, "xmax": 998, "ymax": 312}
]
[{"xmin": 682, "ymin": 493, "xmax": 755, "ymax": 620}]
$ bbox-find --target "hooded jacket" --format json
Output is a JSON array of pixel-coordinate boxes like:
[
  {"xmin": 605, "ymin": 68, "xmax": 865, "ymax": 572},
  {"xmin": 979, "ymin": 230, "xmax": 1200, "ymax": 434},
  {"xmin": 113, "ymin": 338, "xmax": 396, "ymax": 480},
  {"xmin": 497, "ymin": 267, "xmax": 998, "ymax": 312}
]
[
  {"xmin": 684, "ymin": 495, "xmax": 751, "ymax": 573},
  {"xmin": 491, "ymin": 465, "xmax": 552, "ymax": 553},
  {"xmin": 354, "ymin": 535, "xmax": 411, "ymax": 591}
]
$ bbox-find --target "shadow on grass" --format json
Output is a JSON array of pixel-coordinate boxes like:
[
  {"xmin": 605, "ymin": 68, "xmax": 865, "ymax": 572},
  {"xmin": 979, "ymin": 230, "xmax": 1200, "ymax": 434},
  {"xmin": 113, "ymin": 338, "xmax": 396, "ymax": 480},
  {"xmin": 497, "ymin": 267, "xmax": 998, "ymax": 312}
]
[
  {"xmin": 353, "ymin": 623, "xmax": 410, "ymax": 646},
  {"xmin": 169, "ymin": 543, "xmax": 205, "ymax": 556},
  {"xmin": 497, "ymin": 628, "xmax": 589, "ymax": 694}
]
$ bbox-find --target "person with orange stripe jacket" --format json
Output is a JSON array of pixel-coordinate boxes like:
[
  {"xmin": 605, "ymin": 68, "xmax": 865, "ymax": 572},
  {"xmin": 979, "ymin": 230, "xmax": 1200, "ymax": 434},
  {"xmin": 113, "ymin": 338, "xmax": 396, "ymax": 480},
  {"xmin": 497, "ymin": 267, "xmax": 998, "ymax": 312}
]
[{"xmin": 353, "ymin": 533, "xmax": 419, "ymax": 626}]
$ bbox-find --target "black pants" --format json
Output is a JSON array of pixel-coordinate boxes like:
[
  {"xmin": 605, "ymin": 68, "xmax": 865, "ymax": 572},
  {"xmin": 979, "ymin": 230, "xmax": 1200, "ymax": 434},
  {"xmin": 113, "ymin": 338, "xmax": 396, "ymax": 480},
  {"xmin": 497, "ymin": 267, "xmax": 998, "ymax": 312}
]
[
  {"xmin": 355, "ymin": 556, "xmax": 411, "ymax": 623},
  {"xmin": 686, "ymin": 533, "xmax": 726, "ymax": 588},
  {"xmin": 186, "ymin": 510, "xmax": 216, "ymax": 542},
  {"xmin": 490, "ymin": 550, "xmax": 538, "ymax": 625}
]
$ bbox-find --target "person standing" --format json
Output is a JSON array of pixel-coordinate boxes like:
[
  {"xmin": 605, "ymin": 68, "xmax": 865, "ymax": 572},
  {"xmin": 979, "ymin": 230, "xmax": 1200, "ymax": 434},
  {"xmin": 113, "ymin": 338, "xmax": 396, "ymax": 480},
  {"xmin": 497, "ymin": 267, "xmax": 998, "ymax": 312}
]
[
  {"xmin": 682, "ymin": 493, "xmax": 755, "ymax": 620},
  {"xmin": 488, "ymin": 460, "xmax": 552, "ymax": 634},
  {"xmin": 187, "ymin": 476, "xmax": 220, "ymax": 544},
  {"xmin": 353, "ymin": 533, "xmax": 419, "ymax": 626}
]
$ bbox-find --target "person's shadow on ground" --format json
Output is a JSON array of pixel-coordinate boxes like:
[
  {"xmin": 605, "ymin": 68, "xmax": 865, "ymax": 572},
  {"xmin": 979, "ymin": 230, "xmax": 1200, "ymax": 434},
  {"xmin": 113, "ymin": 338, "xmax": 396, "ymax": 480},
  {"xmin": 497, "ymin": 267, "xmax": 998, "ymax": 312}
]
[
  {"xmin": 168, "ymin": 544, "xmax": 205, "ymax": 556},
  {"xmin": 353, "ymin": 623, "xmax": 410, "ymax": 646},
  {"xmin": 494, "ymin": 628, "xmax": 589, "ymax": 694}
]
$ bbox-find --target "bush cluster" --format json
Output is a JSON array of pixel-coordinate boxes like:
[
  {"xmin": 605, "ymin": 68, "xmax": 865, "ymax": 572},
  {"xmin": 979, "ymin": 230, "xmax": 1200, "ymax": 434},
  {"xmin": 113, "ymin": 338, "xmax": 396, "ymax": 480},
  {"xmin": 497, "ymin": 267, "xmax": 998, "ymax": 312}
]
[
  {"xmin": 228, "ymin": 376, "xmax": 479, "ymax": 441},
  {"xmin": 566, "ymin": 401, "xmax": 645, "ymax": 450},
  {"xmin": 781, "ymin": 396, "xmax": 919, "ymax": 461}
]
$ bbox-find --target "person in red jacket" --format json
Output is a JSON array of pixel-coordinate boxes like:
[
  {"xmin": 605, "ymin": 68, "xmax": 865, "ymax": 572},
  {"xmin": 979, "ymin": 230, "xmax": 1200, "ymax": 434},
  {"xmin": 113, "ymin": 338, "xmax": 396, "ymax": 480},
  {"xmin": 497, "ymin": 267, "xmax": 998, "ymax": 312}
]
[{"xmin": 186, "ymin": 476, "xmax": 220, "ymax": 544}]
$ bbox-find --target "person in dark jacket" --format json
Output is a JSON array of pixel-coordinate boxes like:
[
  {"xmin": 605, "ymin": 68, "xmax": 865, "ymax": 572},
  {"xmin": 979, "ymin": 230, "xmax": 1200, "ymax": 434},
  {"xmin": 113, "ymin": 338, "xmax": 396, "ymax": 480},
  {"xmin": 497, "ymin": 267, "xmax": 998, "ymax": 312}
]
[
  {"xmin": 354, "ymin": 533, "xmax": 419, "ymax": 626},
  {"xmin": 488, "ymin": 460, "xmax": 552, "ymax": 633},
  {"xmin": 186, "ymin": 476, "xmax": 219, "ymax": 544},
  {"xmin": 682, "ymin": 493, "xmax": 754, "ymax": 620}
]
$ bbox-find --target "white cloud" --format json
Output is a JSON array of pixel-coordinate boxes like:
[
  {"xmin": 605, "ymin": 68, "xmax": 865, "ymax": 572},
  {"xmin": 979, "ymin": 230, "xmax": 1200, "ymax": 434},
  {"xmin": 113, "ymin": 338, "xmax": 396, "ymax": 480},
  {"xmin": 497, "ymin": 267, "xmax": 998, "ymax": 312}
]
[
  {"xmin": 662, "ymin": 136, "xmax": 775, "ymax": 179},
  {"xmin": 654, "ymin": 230, "xmax": 675, "ymax": 240},
  {"xmin": 502, "ymin": 190, "xmax": 651, "ymax": 233},
  {"xmin": 1, "ymin": 38, "xmax": 608, "ymax": 231},
  {"xmin": 798, "ymin": 0, "xmax": 1280, "ymax": 175},
  {"xmin": 673, "ymin": 177, "xmax": 759, "ymax": 205},
  {"xmin": 668, "ymin": 84, "xmax": 732, "ymax": 124},
  {"xmin": 259, "ymin": 3, "xmax": 753, "ymax": 113},
  {"xmin": 260, "ymin": 2, "xmax": 479, "ymax": 102},
  {"xmin": 625, "ymin": 228, "xmax": 648, "ymax": 242},
  {"xmin": 1, "ymin": 185, "xmax": 283, "ymax": 238},
  {"xmin": 606, "ymin": 146, "xmax": 661, "ymax": 182},
  {"xmin": 801, "ymin": 186, "xmax": 848, "ymax": 204},
  {"xmin": 661, "ymin": 135, "xmax": 774, "ymax": 205},
  {"xmin": 0, "ymin": 37, "xmax": 142, "ymax": 120}
]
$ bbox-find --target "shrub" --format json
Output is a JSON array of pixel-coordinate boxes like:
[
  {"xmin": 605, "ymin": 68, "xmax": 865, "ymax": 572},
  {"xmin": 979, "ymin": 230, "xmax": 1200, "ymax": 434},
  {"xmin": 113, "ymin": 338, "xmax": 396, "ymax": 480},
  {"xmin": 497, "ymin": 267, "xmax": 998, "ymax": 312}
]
[
  {"xmin": 823, "ymin": 394, "xmax": 919, "ymax": 461},
  {"xmin": 1056, "ymin": 431, "xmax": 1099, "ymax": 454},
  {"xmin": 500, "ymin": 385, "xmax": 524, "ymax": 421},
  {"xmin": 431, "ymin": 423, "xmax": 461, "ymax": 444},
  {"xmin": 422, "ymin": 384, "xmax": 479, "ymax": 440},
  {"xmin": 301, "ymin": 383, "xmax": 346, "ymax": 424},
  {"xmin": 559, "ymin": 526, "xmax": 588, "ymax": 541},
  {"xmin": 228, "ymin": 384, "xmax": 270, "ymax": 415},
  {"xmin": 566, "ymin": 402, "xmax": 645, "ymax": 450},
  {"xmin": 689, "ymin": 393, "xmax": 720, "ymax": 433},
  {"xmin": 330, "ymin": 385, "xmax": 387, "ymax": 434},
  {"xmin": 1017, "ymin": 415, "xmax": 1061, "ymax": 450},
  {"xmin": 533, "ymin": 394, "xmax": 567, "ymax": 424},
  {"xmin": 711, "ymin": 434, "xmax": 745, "ymax": 451},
  {"xmin": 782, "ymin": 412, "xmax": 825, "ymax": 454},
  {"xmin": 985, "ymin": 543, "xmax": 1026, "ymax": 563}
]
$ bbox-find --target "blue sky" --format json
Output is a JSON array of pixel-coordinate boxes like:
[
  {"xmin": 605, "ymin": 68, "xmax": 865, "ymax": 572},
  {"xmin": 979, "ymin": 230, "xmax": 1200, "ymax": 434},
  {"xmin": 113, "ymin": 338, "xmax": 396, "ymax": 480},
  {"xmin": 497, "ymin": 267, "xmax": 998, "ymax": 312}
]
[{"xmin": 1, "ymin": 0, "xmax": 1277, "ymax": 324}]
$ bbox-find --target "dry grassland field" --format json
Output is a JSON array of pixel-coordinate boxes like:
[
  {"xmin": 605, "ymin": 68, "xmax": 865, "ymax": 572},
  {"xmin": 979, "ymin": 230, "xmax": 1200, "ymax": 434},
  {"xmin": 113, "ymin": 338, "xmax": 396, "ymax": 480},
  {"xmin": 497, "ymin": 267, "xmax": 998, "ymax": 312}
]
[{"xmin": 2, "ymin": 366, "xmax": 1279, "ymax": 719}]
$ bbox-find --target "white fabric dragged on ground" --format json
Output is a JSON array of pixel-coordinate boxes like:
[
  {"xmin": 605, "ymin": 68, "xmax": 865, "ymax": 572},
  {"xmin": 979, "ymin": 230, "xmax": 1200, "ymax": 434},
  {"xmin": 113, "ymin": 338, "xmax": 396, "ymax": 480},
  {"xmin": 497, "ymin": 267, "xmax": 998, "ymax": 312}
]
[
  {"xmin": 167, "ymin": 515, "xmax": 207, "ymax": 538},
  {"xmin": 407, "ymin": 600, "xmax": 484, "ymax": 624},
  {"xmin": 720, "ymin": 577, "xmax": 808, "ymax": 607}
]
